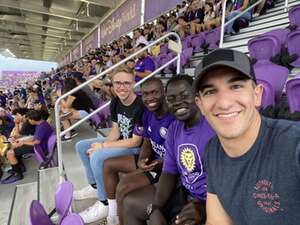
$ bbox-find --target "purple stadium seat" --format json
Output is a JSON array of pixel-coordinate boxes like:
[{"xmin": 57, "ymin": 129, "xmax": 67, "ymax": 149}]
[
  {"xmin": 257, "ymin": 79, "xmax": 276, "ymax": 108},
  {"xmin": 248, "ymin": 35, "xmax": 281, "ymax": 65},
  {"xmin": 288, "ymin": 4, "xmax": 300, "ymax": 28},
  {"xmin": 160, "ymin": 44, "xmax": 169, "ymax": 55},
  {"xmin": 286, "ymin": 76, "xmax": 300, "ymax": 112},
  {"xmin": 264, "ymin": 28, "xmax": 290, "ymax": 47},
  {"xmin": 47, "ymin": 133, "xmax": 57, "ymax": 167},
  {"xmin": 61, "ymin": 214, "xmax": 84, "ymax": 225},
  {"xmin": 55, "ymin": 181, "xmax": 74, "ymax": 224},
  {"xmin": 34, "ymin": 144, "xmax": 47, "ymax": 163},
  {"xmin": 191, "ymin": 33, "xmax": 205, "ymax": 53},
  {"xmin": 30, "ymin": 200, "xmax": 54, "ymax": 225},
  {"xmin": 182, "ymin": 38, "xmax": 191, "ymax": 49},
  {"xmin": 205, "ymin": 28, "xmax": 220, "ymax": 50},
  {"xmin": 254, "ymin": 64, "xmax": 289, "ymax": 102},
  {"xmin": 287, "ymin": 31, "xmax": 300, "ymax": 67}
]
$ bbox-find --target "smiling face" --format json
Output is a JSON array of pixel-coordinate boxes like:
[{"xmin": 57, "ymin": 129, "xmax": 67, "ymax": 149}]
[
  {"xmin": 195, "ymin": 67, "xmax": 263, "ymax": 140},
  {"xmin": 166, "ymin": 80, "xmax": 198, "ymax": 121},
  {"xmin": 112, "ymin": 71, "xmax": 135, "ymax": 103},
  {"xmin": 141, "ymin": 81, "xmax": 164, "ymax": 113}
]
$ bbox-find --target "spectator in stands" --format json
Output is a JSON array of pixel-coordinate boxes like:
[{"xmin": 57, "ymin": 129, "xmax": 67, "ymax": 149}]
[
  {"xmin": 134, "ymin": 44, "xmax": 156, "ymax": 82},
  {"xmin": 143, "ymin": 24, "xmax": 154, "ymax": 42},
  {"xmin": 173, "ymin": 16, "xmax": 189, "ymax": 38},
  {"xmin": 0, "ymin": 108, "xmax": 14, "ymax": 138},
  {"xmin": 133, "ymin": 28, "xmax": 149, "ymax": 47},
  {"xmin": 10, "ymin": 108, "xmax": 35, "ymax": 140},
  {"xmin": 0, "ymin": 91, "xmax": 7, "ymax": 108},
  {"xmin": 73, "ymin": 66, "xmax": 144, "ymax": 223},
  {"xmin": 126, "ymin": 59, "xmax": 136, "ymax": 71},
  {"xmin": 1, "ymin": 110, "xmax": 53, "ymax": 184},
  {"xmin": 185, "ymin": 0, "xmax": 205, "ymax": 34},
  {"xmin": 33, "ymin": 100, "xmax": 49, "ymax": 121},
  {"xmin": 102, "ymin": 77, "xmax": 175, "ymax": 225},
  {"xmin": 123, "ymin": 75, "xmax": 215, "ymax": 225},
  {"xmin": 60, "ymin": 78, "xmax": 94, "ymax": 141},
  {"xmin": 225, "ymin": 0, "xmax": 253, "ymax": 34},
  {"xmin": 193, "ymin": 49, "xmax": 300, "ymax": 225}
]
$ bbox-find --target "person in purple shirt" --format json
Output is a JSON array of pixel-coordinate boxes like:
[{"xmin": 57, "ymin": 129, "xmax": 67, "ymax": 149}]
[
  {"xmin": 123, "ymin": 75, "xmax": 215, "ymax": 225},
  {"xmin": 101, "ymin": 77, "xmax": 175, "ymax": 225},
  {"xmin": 1, "ymin": 110, "xmax": 53, "ymax": 184},
  {"xmin": 134, "ymin": 43, "xmax": 156, "ymax": 83}
]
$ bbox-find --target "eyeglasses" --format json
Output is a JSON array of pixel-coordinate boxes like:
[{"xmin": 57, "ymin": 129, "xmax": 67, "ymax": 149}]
[{"xmin": 112, "ymin": 81, "xmax": 133, "ymax": 89}]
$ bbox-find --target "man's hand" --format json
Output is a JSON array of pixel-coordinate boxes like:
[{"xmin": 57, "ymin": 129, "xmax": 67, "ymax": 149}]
[
  {"xmin": 12, "ymin": 140, "xmax": 23, "ymax": 148},
  {"xmin": 138, "ymin": 158, "xmax": 162, "ymax": 172},
  {"xmin": 174, "ymin": 200, "xmax": 206, "ymax": 225},
  {"xmin": 90, "ymin": 142, "xmax": 103, "ymax": 149},
  {"xmin": 86, "ymin": 142, "xmax": 103, "ymax": 156},
  {"xmin": 149, "ymin": 209, "xmax": 168, "ymax": 225}
]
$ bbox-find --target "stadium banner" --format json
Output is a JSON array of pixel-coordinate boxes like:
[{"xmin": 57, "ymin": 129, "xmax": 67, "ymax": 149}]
[
  {"xmin": 100, "ymin": 0, "xmax": 141, "ymax": 44},
  {"xmin": 72, "ymin": 45, "xmax": 81, "ymax": 61},
  {"xmin": 144, "ymin": 0, "xmax": 181, "ymax": 22},
  {"xmin": 82, "ymin": 28, "xmax": 99, "ymax": 56}
]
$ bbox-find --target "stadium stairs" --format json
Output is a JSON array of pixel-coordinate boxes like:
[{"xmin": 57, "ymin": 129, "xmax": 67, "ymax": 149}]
[{"xmin": 6, "ymin": 0, "xmax": 299, "ymax": 224}]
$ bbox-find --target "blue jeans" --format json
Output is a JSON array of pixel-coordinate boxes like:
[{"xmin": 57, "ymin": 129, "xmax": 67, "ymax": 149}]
[
  {"xmin": 75, "ymin": 136, "xmax": 140, "ymax": 200},
  {"xmin": 225, "ymin": 10, "xmax": 252, "ymax": 34}
]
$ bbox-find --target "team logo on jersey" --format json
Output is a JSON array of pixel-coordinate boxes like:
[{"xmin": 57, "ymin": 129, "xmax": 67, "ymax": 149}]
[
  {"xmin": 180, "ymin": 147, "xmax": 196, "ymax": 172},
  {"xmin": 159, "ymin": 127, "xmax": 167, "ymax": 139},
  {"xmin": 148, "ymin": 126, "xmax": 152, "ymax": 132}
]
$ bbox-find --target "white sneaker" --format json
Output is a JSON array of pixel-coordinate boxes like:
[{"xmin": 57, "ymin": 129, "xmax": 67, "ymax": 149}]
[
  {"xmin": 73, "ymin": 185, "xmax": 98, "ymax": 200},
  {"xmin": 79, "ymin": 201, "xmax": 108, "ymax": 223},
  {"xmin": 106, "ymin": 215, "xmax": 119, "ymax": 225}
]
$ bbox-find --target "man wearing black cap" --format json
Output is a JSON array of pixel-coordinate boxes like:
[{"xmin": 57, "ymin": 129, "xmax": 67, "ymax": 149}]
[{"xmin": 193, "ymin": 49, "xmax": 300, "ymax": 225}]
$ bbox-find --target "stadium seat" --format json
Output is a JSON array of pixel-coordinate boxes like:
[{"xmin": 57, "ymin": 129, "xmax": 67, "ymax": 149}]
[
  {"xmin": 286, "ymin": 31, "xmax": 300, "ymax": 67},
  {"xmin": 55, "ymin": 181, "xmax": 74, "ymax": 224},
  {"xmin": 254, "ymin": 64, "xmax": 289, "ymax": 102},
  {"xmin": 286, "ymin": 76, "xmax": 300, "ymax": 113},
  {"xmin": 34, "ymin": 144, "xmax": 47, "ymax": 164},
  {"xmin": 205, "ymin": 28, "xmax": 221, "ymax": 50},
  {"xmin": 264, "ymin": 28, "xmax": 290, "ymax": 47},
  {"xmin": 191, "ymin": 33, "xmax": 205, "ymax": 53},
  {"xmin": 248, "ymin": 35, "xmax": 281, "ymax": 65},
  {"xmin": 257, "ymin": 79, "xmax": 276, "ymax": 108},
  {"xmin": 30, "ymin": 200, "xmax": 54, "ymax": 225},
  {"xmin": 288, "ymin": 4, "xmax": 300, "ymax": 28},
  {"xmin": 61, "ymin": 214, "xmax": 84, "ymax": 225}
]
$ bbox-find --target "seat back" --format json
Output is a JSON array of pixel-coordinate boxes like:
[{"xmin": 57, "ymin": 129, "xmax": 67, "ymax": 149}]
[
  {"xmin": 254, "ymin": 64, "xmax": 289, "ymax": 103},
  {"xmin": 248, "ymin": 35, "xmax": 281, "ymax": 63},
  {"xmin": 288, "ymin": 4, "xmax": 300, "ymax": 28},
  {"xmin": 34, "ymin": 144, "xmax": 47, "ymax": 163},
  {"xmin": 55, "ymin": 181, "xmax": 74, "ymax": 224},
  {"xmin": 191, "ymin": 33, "xmax": 205, "ymax": 53},
  {"xmin": 286, "ymin": 76, "xmax": 300, "ymax": 112},
  {"xmin": 264, "ymin": 28, "xmax": 290, "ymax": 47},
  {"xmin": 257, "ymin": 79, "xmax": 276, "ymax": 108},
  {"xmin": 61, "ymin": 214, "xmax": 84, "ymax": 225},
  {"xmin": 30, "ymin": 200, "xmax": 54, "ymax": 225},
  {"xmin": 160, "ymin": 44, "xmax": 169, "ymax": 55},
  {"xmin": 205, "ymin": 28, "xmax": 220, "ymax": 50},
  {"xmin": 287, "ymin": 31, "xmax": 300, "ymax": 67}
]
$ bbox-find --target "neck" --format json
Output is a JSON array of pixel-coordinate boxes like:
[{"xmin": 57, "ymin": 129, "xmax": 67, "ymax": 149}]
[
  {"xmin": 220, "ymin": 112, "xmax": 262, "ymax": 158},
  {"xmin": 120, "ymin": 93, "xmax": 136, "ymax": 106},
  {"xmin": 154, "ymin": 103, "xmax": 169, "ymax": 118},
  {"xmin": 185, "ymin": 110, "xmax": 201, "ymax": 128}
]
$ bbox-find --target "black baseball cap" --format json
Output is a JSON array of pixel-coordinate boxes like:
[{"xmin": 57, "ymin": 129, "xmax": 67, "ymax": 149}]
[{"xmin": 193, "ymin": 49, "xmax": 256, "ymax": 93}]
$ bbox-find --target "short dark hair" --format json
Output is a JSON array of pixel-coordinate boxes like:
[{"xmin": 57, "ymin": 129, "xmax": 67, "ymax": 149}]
[
  {"xmin": 12, "ymin": 108, "xmax": 28, "ymax": 116},
  {"xmin": 141, "ymin": 77, "xmax": 163, "ymax": 89},
  {"xmin": 166, "ymin": 74, "xmax": 194, "ymax": 92},
  {"xmin": 26, "ymin": 110, "xmax": 42, "ymax": 121}
]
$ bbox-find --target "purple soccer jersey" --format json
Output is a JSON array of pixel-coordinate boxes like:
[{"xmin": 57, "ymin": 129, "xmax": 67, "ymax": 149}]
[
  {"xmin": 134, "ymin": 108, "xmax": 175, "ymax": 159},
  {"xmin": 163, "ymin": 117, "xmax": 215, "ymax": 200},
  {"xmin": 34, "ymin": 121, "xmax": 53, "ymax": 151},
  {"xmin": 134, "ymin": 56, "xmax": 155, "ymax": 82}
]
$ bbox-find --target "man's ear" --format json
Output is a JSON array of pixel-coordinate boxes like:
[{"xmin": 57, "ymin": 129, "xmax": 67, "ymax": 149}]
[
  {"xmin": 195, "ymin": 95, "xmax": 205, "ymax": 115},
  {"xmin": 254, "ymin": 83, "xmax": 263, "ymax": 108}
]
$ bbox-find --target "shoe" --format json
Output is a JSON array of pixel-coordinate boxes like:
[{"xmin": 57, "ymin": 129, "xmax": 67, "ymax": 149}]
[
  {"xmin": 70, "ymin": 130, "xmax": 78, "ymax": 138},
  {"xmin": 253, "ymin": 13, "xmax": 260, "ymax": 17},
  {"xmin": 7, "ymin": 164, "xmax": 26, "ymax": 174},
  {"xmin": 61, "ymin": 135, "xmax": 72, "ymax": 142},
  {"xmin": 1, "ymin": 173, "xmax": 24, "ymax": 184},
  {"xmin": 106, "ymin": 216, "xmax": 119, "ymax": 225},
  {"xmin": 73, "ymin": 185, "xmax": 98, "ymax": 200},
  {"xmin": 79, "ymin": 201, "xmax": 108, "ymax": 223}
]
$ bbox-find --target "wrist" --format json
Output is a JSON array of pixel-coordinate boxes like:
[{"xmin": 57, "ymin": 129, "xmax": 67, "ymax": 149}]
[{"xmin": 147, "ymin": 203, "xmax": 163, "ymax": 217}]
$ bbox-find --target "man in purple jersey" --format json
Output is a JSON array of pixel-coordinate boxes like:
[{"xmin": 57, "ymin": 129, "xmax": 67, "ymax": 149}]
[
  {"xmin": 101, "ymin": 77, "xmax": 175, "ymax": 225},
  {"xmin": 123, "ymin": 75, "xmax": 215, "ymax": 225}
]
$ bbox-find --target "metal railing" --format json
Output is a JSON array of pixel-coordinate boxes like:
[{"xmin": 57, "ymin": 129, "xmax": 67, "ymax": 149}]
[
  {"xmin": 284, "ymin": 0, "xmax": 289, "ymax": 12},
  {"xmin": 219, "ymin": 0, "xmax": 265, "ymax": 48},
  {"xmin": 54, "ymin": 32, "xmax": 182, "ymax": 182}
]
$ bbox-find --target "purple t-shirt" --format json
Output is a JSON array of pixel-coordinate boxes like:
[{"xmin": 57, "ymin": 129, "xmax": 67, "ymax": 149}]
[
  {"xmin": 134, "ymin": 56, "xmax": 155, "ymax": 82},
  {"xmin": 134, "ymin": 109, "xmax": 175, "ymax": 159},
  {"xmin": 163, "ymin": 117, "xmax": 215, "ymax": 200},
  {"xmin": 34, "ymin": 121, "xmax": 53, "ymax": 152}
]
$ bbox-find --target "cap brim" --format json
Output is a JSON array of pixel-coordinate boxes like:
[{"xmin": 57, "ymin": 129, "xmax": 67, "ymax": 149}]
[{"xmin": 193, "ymin": 61, "xmax": 253, "ymax": 93}]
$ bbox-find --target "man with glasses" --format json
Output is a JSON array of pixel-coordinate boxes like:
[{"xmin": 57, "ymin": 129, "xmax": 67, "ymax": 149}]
[{"xmin": 73, "ymin": 66, "xmax": 144, "ymax": 223}]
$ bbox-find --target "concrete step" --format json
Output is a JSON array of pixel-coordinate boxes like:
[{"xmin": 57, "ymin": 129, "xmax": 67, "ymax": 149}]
[
  {"xmin": 8, "ymin": 182, "xmax": 37, "ymax": 225},
  {"xmin": 250, "ymin": 13, "xmax": 288, "ymax": 27},
  {"xmin": 267, "ymin": 0, "xmax": 299, "ymax": 13},
  {"xmin": 222, "ymin": 23, "xmax": 289, "ymax": 49},
  {"xmin": 38, "ymin": 167, "xmax": 60, "ymax": 214}
]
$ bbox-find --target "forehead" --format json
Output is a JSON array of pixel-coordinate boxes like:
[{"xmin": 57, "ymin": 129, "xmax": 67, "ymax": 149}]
[
  {"xmin": 113, "ymin": 72, "xmax": 134, "ymax": 81},
  {"xmin": 141, "ymin": 81, "xmax": 162, "ymax": 92},
  {"xmin": 167, "ymin": 81, "xmax": 191, "ymax": 95}
]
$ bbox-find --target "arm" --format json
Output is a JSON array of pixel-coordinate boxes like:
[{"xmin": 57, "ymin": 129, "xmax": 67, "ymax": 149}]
[
  {"xmin": 135, "ymin": 70, "xmax": 152, "ymax": 78},
  {"xmin": 105, "ymin": 122, "xmax": 120, "ymax": 142},
  {"xmin": 240, "ymin": 0, "xmax": 250, "ymax": 11},
  {"xmin": 205, "ymin": 193, "xmax": 234, "ymax": 225},
  {"xmin": 61, "ymin": 95, "xmax": 75, "ymax": 108},
  {"xmin": 104, "ymin": 134, "xmax": 142, "ymax": 149}
]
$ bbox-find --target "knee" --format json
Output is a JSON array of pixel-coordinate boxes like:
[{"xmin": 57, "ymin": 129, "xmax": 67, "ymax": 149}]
[
  {"xmin": 103, "ymin": 158, "xmax": 114, "ymax": 174},
  {"xmin": 75, "ymin": 141, "xmax": 85, "ymax": 154},
  {"xmin": 6, "ymin": 149, "xmax": 15, "ymax": 159},
  {"xmin": 116, "ymin": 179, "xmax": 131, "ymax": 197},
  {"xmin": 90, "ymin": 151, "xmax": 103, "ymax": 170}
]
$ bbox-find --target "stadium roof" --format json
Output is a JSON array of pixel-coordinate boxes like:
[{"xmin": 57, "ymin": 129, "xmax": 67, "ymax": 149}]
[{"xmin": 0, "ymin": 0, "xmax": 119, "ymax": 61}]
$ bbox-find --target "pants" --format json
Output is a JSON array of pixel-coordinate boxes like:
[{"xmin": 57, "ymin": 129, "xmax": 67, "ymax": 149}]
[
  {"xmin": 225, "ymin": 10, "xmax": 252, "ymax": 34},
  {"xmin": 75, "ymin": 136, "xmax": 140, "ymax": 200}
]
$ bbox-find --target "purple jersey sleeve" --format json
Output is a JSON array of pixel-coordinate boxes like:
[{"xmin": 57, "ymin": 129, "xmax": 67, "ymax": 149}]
[
  {"xmin": 144, "ymin": 57, "xmax": 155, "ymax": 72},
  {"xmin": 162, "ymin": 123, "xmax": 179, "ymax": 175}
]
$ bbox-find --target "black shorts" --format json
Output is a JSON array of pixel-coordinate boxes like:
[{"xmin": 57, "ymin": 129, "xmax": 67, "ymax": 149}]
[
  {"xmin": 14, "ymin": 145, "xmax": 34, "ymax": 158},
  {"xmin": 133, "ymin": 154, "xmax": 161, "ymax": 184}
]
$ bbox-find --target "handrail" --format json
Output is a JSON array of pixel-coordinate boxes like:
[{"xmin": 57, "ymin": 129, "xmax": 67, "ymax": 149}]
[
  {"xmin": 284, "ymin": 0, "xmax": 289, "ymax": 12},
  {"xmin": 54, "ymin": 32, "xmax": 182, "ymax": 182},
  {"xmin": 219, "ymin": 0, "xmax": 265, "ymax": 48}
]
